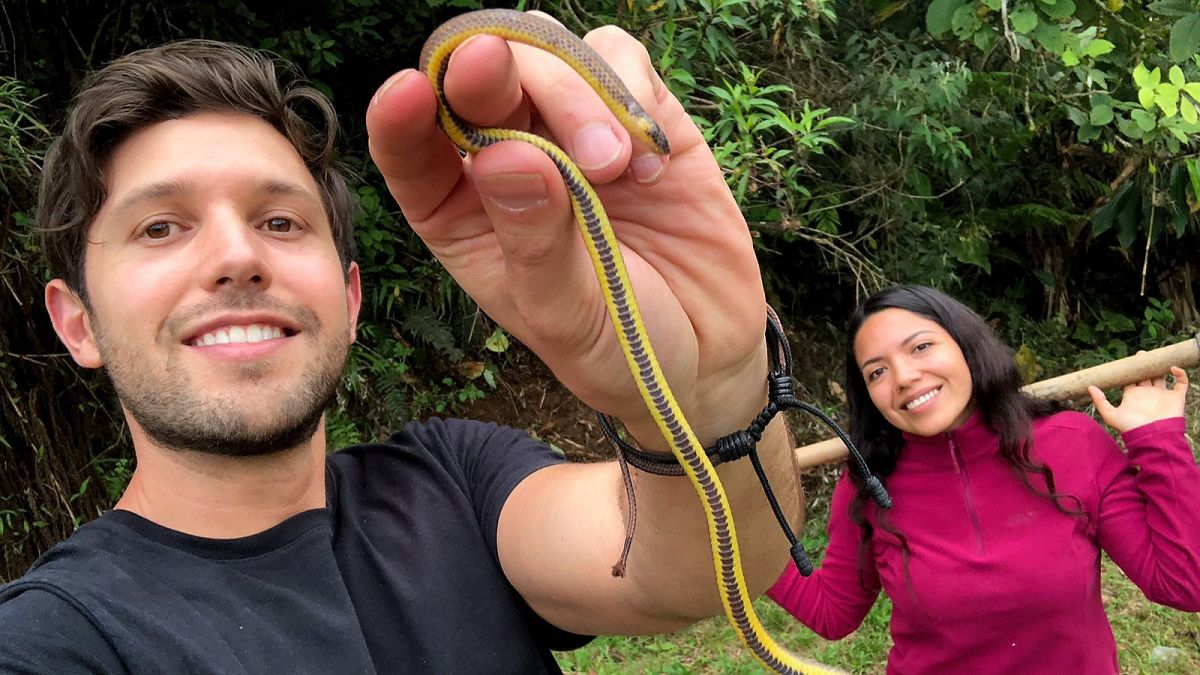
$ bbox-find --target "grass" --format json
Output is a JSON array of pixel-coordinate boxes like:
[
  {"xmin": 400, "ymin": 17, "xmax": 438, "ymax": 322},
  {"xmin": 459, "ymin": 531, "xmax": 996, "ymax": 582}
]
[{"xmin": 556, "ymin": 394, "xmax": 1200, "ymax": 673}]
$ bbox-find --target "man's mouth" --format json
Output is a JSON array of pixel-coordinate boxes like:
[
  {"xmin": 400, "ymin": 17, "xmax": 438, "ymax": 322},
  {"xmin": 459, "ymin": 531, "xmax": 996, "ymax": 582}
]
[
  {"xmin": 903, "ymin": 387, "xmax": 941, "ymax": 411},
  {"xmin": 190, "ymin": 323, "xmax": 290, "ymax": 347}
]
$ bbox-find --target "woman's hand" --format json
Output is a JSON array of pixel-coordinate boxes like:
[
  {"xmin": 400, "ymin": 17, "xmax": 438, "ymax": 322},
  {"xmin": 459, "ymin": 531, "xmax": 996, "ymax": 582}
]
[{"xmin": 1088, "ymin": 365, "xmax": 1190, "ymax": 434}]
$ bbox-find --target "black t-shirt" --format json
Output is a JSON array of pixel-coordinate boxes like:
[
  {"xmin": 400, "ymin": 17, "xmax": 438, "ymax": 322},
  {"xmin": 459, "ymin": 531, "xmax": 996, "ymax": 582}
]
[{"xmin": 0, "ymin": 418, "xmax": 590, "ymax": 673}]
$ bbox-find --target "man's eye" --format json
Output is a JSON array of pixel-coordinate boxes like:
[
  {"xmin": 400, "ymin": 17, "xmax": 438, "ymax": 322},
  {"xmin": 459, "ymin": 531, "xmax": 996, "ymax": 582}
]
[
  {"xmin": 265, "ymin": 217, "xmax": 294, "ymax": 233},
  {"xmin": 144, "ymin": 222, "xmax": 173, "ymax": 239}
]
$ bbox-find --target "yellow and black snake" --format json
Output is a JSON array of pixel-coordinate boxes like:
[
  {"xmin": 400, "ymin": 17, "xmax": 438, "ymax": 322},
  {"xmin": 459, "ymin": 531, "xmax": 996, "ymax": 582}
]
[{"xmin": 419, "ymin": 10, "xmax": 843, "ymax": 674}]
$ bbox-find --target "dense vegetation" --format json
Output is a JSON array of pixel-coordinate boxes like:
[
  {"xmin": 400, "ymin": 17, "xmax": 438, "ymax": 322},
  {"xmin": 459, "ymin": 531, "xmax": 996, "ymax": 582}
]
[{"xmin": 2, "ymin": 3, "xmax": 1197, "ymax": 664}]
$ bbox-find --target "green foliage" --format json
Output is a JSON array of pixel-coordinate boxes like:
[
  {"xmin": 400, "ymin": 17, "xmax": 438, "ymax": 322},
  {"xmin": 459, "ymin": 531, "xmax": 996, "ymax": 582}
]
[{"xmin": 3, "ymin": 0, "xmax": 1199, "ymax": 578}]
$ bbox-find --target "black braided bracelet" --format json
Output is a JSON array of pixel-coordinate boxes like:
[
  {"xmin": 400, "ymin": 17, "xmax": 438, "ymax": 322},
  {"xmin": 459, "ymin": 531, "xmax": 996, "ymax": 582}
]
[{"xmin": 599, "ymin": 306, "xmax": 892, "ymax": 578}]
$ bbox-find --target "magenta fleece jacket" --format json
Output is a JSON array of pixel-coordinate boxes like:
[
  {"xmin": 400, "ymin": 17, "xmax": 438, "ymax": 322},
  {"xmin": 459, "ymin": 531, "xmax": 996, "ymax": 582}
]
[{"xmin": 768, "ymin": 412, "xmax": 1200, "ymax": 674}]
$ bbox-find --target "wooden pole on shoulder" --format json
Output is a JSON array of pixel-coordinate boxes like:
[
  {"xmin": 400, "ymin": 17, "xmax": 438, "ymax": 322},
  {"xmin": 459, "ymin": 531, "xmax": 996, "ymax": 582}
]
[{"xmin": 793, "ymin": 334, "xmax": 1200, "ymax": 470}]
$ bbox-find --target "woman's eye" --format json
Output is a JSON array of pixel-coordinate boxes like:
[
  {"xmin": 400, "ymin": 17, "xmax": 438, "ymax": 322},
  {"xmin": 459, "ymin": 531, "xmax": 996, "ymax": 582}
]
[
  {"xmin": 143, "ymin": 222, "xmax": 173, "ymax": 239},
  {"xmin": 867, "ymin": 367, "xmax": 885, "ymax": 382},
  {"xmin": 914, "ymin": 342, "xmax": 932, "ymax": 352},
  {"xmin": 265, "ymin": 217, "xmax": 294, "ymax": 233}
]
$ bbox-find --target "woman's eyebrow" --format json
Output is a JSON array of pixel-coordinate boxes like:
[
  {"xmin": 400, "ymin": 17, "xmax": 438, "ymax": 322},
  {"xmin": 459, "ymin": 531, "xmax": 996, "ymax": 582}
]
[{"xmin": 859, "ymin": 329, "xmax": 937, "ymax": 370}]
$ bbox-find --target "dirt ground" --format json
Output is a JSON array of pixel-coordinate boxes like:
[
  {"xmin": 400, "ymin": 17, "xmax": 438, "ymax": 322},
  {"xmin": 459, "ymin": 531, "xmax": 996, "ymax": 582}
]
[
  {"xmin": 459, "ymin": 347, "xmax": 615, "ymax": 463},
  {"xmin": 458, "ymin": 333, "xmax": 851, "ymax": 502}
]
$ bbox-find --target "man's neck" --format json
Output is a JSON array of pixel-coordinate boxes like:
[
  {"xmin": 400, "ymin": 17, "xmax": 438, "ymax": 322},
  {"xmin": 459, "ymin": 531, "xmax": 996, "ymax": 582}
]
[{"xmin": 114, "ymin": 420, "xmax": 329, "ymax": 539}]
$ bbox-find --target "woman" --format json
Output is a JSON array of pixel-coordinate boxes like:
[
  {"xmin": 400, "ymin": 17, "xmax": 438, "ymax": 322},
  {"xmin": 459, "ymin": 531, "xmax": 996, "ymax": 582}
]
[{"xmin": 769, "ymin": 285, "xmax": 1200, "ymax": 673}]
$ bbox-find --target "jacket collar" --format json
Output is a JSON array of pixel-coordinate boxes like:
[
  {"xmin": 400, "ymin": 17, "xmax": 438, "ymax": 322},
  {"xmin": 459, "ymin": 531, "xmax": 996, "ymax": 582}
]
[{"xmin": 899, "ymin": 410, "xmax": 999, "ymax": 466}]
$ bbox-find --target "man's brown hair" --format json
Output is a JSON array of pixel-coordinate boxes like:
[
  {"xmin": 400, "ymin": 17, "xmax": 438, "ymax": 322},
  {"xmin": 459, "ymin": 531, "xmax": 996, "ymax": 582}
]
[{"xmin": 38, "ymin": 39, "xmax": 356, "ymax": 300}]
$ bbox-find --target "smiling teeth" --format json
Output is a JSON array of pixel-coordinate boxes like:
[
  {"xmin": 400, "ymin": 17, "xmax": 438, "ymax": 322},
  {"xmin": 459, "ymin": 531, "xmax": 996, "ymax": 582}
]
[
  {"xmin": 193, "ymin": 324, "xmax": 285, "ymax": 346},
  {"xmin": 904, "ymin": 389, "xmax": 939, "ymax": 410}
]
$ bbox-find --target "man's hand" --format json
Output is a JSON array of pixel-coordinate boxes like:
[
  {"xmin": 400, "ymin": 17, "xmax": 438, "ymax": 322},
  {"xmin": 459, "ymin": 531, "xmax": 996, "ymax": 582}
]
[
  {"xmin": 365, "ymin": 13, "xmax": 768, "ymax": 450},
  {"xmin": 1088, "ymin": 365, "xmax": 1189, "ymax": 434}
]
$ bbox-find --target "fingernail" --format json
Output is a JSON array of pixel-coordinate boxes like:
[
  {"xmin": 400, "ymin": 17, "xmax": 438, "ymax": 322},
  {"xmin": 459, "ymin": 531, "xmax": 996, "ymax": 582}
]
[
  {"xmin": 372, "ymin": 69, "xmax": 414, "ymax": 108},
  {"xmin": 572, "ymin": 124, "xmax": 622, "ymax": 171},
  {"xmin": 477, "ymin": 172, "xmax": 549, "ymax": 212},
  {"xmin": 631, "ymin": 153, "xmax": 665, "ymax": 184}
]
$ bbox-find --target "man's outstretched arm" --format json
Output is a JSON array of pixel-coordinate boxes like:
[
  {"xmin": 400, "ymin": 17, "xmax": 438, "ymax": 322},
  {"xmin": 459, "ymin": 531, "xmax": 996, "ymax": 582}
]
[{"xmin": 365, "ymin": 13, "xmax": 801, "ymax": 635}]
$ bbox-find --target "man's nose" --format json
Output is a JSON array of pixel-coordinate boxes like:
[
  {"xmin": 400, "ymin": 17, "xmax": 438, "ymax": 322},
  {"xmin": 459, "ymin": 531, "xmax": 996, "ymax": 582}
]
[{"xmin": 198, "ymin": 216, "xmax": 273, "ymax": 291}]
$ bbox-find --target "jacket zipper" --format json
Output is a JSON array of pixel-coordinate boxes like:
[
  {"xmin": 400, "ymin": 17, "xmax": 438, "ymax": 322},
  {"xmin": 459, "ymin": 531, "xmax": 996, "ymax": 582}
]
[{"xmin": 949, "ymin": 435, "xmax": 986, "ymax": 554}]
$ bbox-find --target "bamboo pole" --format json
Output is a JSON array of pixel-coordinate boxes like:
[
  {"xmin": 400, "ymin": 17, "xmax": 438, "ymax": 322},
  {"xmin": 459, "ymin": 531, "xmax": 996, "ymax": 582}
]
[{"xmin": 793, "ymin": 334, "xmax": 1200, "ymax": 469}]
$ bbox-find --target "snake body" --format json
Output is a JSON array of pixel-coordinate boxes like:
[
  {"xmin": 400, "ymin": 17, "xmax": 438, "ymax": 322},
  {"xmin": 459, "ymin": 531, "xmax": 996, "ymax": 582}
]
[{"xmin": 419, "ymin": 10, "xmax": 841, "ymax": 674}]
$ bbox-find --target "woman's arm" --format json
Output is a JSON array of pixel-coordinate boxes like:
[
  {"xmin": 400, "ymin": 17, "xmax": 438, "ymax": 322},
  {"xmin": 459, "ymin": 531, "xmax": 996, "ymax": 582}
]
[
  {"xmin": 1089, "ymin": 368, "xmax": 1200, "ymax": 610},
  {"xmin": 767, "ymin": 473, "xmax": 882, "ymax": 639}
]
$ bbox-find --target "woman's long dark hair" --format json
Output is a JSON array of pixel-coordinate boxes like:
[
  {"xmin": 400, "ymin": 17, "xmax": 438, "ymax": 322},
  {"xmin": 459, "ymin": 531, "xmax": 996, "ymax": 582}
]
[{"xmin": 843, "ymin": 286, "xmax": 1079, "ymax": 583}]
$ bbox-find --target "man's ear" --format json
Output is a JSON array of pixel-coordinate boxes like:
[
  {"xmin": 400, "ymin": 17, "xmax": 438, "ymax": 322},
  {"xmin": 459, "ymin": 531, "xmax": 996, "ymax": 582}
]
[
  {"xmin": 346, "ymin": 262, "xmax": 362, "ymax": 344},
  {"xmin": 45, "ymin": 279, "xmax": 102, "ymax": 368}
]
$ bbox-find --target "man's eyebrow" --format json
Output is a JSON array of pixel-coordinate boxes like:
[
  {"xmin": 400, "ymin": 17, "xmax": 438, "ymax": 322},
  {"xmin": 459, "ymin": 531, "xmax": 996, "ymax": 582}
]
[
  {"xmin": 109, "ymin": 178, "xmax": 320, "ymax": 214},
  {"xmin": 109, "ymin": 179, "xmax": 190, "ymax": 214},
  {"xmin": 858, "ymin": 330, "xmax": 937, "ymax": 370},
  {"xmin": 258, "ymin": 179, "xmax": 320, "ymax": 200}
]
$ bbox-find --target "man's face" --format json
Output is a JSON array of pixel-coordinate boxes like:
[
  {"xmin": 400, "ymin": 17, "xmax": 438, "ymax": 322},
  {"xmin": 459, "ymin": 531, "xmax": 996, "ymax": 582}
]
[{"xmin": 48, "ymin": 112, "xmax": 361, "ymax": 456}]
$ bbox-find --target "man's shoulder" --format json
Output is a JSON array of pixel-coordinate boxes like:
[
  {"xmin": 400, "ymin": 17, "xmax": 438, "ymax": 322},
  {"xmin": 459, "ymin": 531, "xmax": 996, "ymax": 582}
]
[
  {"xmin": 2, "ymin": 513, "xmax": 130, "ymax": 590},
  {"xmin": 0, "ymin": 512, "xmax": 151, "ymax": 629},
  {"xmin": 328, "ymin": 416, "xmax": 563, "ymax": 488},
  {"xmin": 0, "ymin": 584, "xmax": 125, "ymax": 673},
  {"xmin": 0, "ymin": 527, "xmax": 129, "ymax": 673}
]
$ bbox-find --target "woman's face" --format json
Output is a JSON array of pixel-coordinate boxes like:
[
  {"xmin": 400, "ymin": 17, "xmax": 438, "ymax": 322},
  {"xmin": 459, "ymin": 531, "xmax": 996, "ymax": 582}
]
[{"xmin": 853, "ymin": 308, "xmax": 974, "ymax": 437}]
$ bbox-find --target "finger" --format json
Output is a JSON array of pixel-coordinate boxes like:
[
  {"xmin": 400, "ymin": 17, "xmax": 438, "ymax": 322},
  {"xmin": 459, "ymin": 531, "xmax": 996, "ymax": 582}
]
[
  {"xmin": 509, "ymin": 16, "xmax": 668, "ymax": 184},
  {"xmin": 366, "ymin": 69, "xmax": 467, "ymax": 224},
  {"xmin": 1089, "ymin": 386, "xmax": 1115, "ymax": 416},
  {"xmin": 469, "ymin": 140, "xmax": 605, "ymax": 347},
  {"xmin": 580, "ymin": 24, "xmax": 671, "ymax": 183},
  {"xmin": 442, "ymin": 35, "xmax": 533, "ymax": 132},
  {"xmin": 1172, "ymin": 366, "xmax": 1189, "ymax": 389}
]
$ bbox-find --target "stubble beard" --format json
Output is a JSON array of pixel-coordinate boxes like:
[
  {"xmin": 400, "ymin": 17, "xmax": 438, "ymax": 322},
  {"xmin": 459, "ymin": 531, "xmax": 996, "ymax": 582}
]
[{"xmin": 95, "ymin": 296, "xmax": 350, "ymax": 457}]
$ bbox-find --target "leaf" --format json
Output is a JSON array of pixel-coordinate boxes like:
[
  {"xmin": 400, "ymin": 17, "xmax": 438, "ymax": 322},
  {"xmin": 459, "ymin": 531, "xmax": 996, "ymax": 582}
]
[
  {"xmin": 455, "ymin": 361, "xmax": 485, "ymax": 379},
  {"xmin": 1185, "ymin": 83, "xmax": 1200, "ymax": 100},
  {"xmin": 926, "ymin": 0, "xmax": 965, "ymax": 36},
  {"xmin": 1086, "ymin": 39, "xmax": 1115, "ymax": 58},
  {"xmin": 1065, "ymin": 106, "xmax": 1089, "ymax": 127},
  {"xmin": 974, "ymin": 26, "xmax": 996, "ymax": 51},
  {"xmin": 951, "ymin": 5, "xmax": 982, "ymax": 37},
  {"xmin": 949, "ymin": 234, "xmax": 991, "ymax": 273},
  {"xmin": 1187, "ymin": 158, "xmax": 1200, "ymax": 206},
  {"xmin": 1011, "ymin": 9, "xmax": 1039, "ymax": 33},
  {"xmin": 1032, "ymin": 23, "xmax": 1066, "ymax": 53},
  {"xmin": 1149, "ymin": 0, "xmax": 1195, "ymax": 16},
  {"xmin": 1090, "ymin": 104, "xmax": 1114, "ymax": 125},
  {"xmin": 1156, "ymin": 86, "xmax": 1180, "ymax": 117},
  {"xmin": 1139, "ymin": 87, "xmax": 1157, "ymax": 110},
  {"xmin": 1044, "ymin": 0, "xmax": 1076, "ymax": 19},
  {"xmin": 1169, "ymin": 65, "xmax": 1186, "ymax": 87},
  {"xmin": 1131, "ymin": 109, "xmax": 1158, "ymax": 132},
  {"xmin": 484, "ymin": 327, "xmax": 510, "ymax": 353},
  {"xmin": 1014, "ymin": 345, "xmax": 1043, "ymax": 384},
  {"xmin": 1092, "ymin": 185, "xmax": 1124, "ymax": 236},
  {"xmin": 1183, "ymin": 99, "xmax": 1199, "ymax": 124},
  {"xmin": 1170, "ymin": 14, "xmax": 1200, "ymax": 63},
  {"xmin": 1117, "ymin": 115, "xmax": 1147, "ymax": 140},
  {"xmin": 1133, "ymin": 62, "xmax": 1151, "ymax": 88},
  {"xmin": 1078, "ymin": 124, "xmax": 1102, "ymax": 142},
  {"xmin": 1063, "ymin": 48, "xmax": 1080, "ymax": 66}
]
